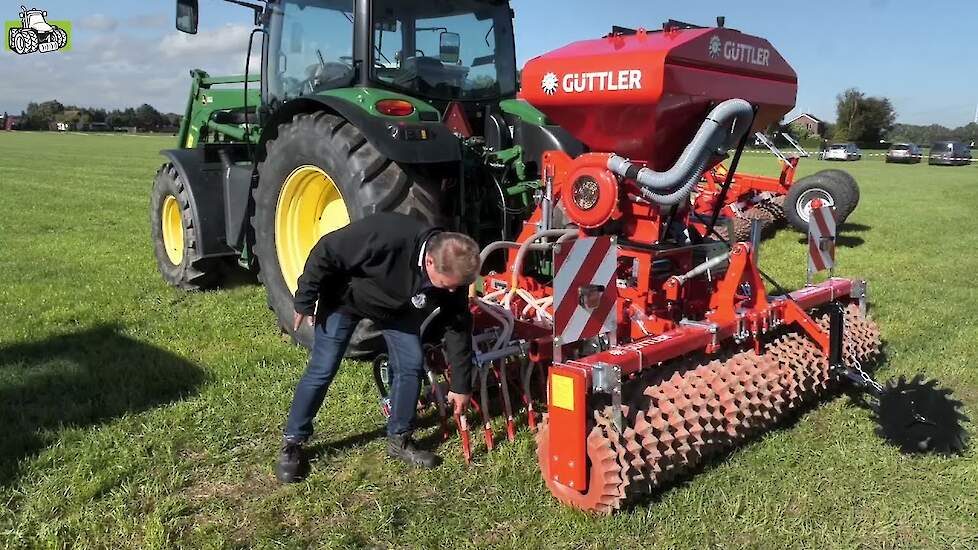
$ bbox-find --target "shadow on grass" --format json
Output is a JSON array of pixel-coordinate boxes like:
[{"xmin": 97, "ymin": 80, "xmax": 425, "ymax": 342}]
[
  {"xmin": 840, "ymin": 222, "xmax": 871, "ymax": 233},
  {"xmin": 220, "ymin": 262, "xmax": 261, "ymax": 290},
  {"xmin": 796, "ymin": 234, "xmax": 865, "ymax": 248},
  {"xmin": 0, "ymin": 324, "xmax": 208, "ymax": 486},
  {"xmin": 306, "ymin": 412, "xmax": 444, "ymax": 461}
]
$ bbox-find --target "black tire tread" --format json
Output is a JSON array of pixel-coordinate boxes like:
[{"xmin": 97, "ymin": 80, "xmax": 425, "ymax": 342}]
[
  {"xmin": 150, "ymin": 164, "xmax": 223, "ymax": 290},
  {"xmin": 785, "ymin": 174, "xmax": 859, "ymax": 232},
  {"xmin": 812, "ymin": 169, "xmax": 860, "ymax": 217},
  {"xmin": 253, "ymin": 112, "xmax": 444, "ymax": 354}
]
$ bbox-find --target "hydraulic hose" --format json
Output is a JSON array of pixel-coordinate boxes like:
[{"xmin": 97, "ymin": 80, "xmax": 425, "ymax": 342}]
[{"xmin": 607, "ymin": 99, "xmax": 754, "ymax": 206}]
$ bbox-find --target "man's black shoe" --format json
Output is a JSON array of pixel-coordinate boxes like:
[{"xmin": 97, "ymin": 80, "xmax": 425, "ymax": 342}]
[
  {"xmin": 275, "ymin": 437, "xmax": 310, "ymax": 483},
  {"xmin": 387, "ymin": 432, "xmax": 440, "ymax": 468}
]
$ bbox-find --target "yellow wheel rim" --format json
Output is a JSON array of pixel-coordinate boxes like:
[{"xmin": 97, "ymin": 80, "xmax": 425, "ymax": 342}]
[
  {"xmin": 161, "ymin": 195, "xmax": 184, "ymax": 265},
  {"xmin": 276, "ymin": 165, "xmax": 350, "ymax": 294}
]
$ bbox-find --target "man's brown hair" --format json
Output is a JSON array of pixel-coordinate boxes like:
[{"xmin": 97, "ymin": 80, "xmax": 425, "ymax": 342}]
[{"xmin": 428, "ymin": 232, "xmax": 480, "ymax": 285}]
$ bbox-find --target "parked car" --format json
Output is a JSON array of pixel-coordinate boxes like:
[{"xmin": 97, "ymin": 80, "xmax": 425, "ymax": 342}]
[
  {"xmin": 885, "ymin": 143, "xmax": 922, "ymax": 164},
  {"xmin": 928, "ymin": 141, "xmax": 972, "ymax": 166},
  {"xmin": 824, "ymin": 142, "xmax": 862, "ymax": 161}
]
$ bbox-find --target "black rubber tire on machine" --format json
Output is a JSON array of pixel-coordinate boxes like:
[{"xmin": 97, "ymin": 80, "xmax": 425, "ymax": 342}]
[
  {"xmin": 785, "ymin": 173, "xmax": 859, "ymax": 233},
  {"xmin": 812, "ymin": 169, "xmax": 860, "ymax": 217},
  {"xmin": 253, "ymin": 112, "xmax": 445, "ymax": 355},
  {"xmin": 150, "ymin": 164, "xmax": 225, "ymax": 290}
]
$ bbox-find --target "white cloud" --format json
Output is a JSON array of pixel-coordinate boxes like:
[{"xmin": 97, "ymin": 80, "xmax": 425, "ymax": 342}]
[
  {"xmin": 0, "ymin": 23, "xmax": 262, "ymax": 115},
  {"xmin": 158, "ymin": 24, "xmax": 254, "ymax": 59},
  {"xmin": 76, "ymin": 14, "xmax": 118, "ymax": 32},
  {"xmin": 127, "ymin": 14, "xmax": 170, "ymax": 29}
]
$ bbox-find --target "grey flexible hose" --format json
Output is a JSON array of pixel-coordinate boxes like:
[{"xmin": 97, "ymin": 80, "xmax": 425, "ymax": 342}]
[{"xmin": 606, "ymin": 99, "xmax": 754, "ymax": 206}]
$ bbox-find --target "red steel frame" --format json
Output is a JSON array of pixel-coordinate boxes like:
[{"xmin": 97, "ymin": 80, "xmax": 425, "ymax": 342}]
[
  {"xmin": 691, "ymin": 155, "xmax": 800, "ymax": 227},
  {"xmin": 475, "ymin": 149, "xmax": 855, "ymax": 498}
]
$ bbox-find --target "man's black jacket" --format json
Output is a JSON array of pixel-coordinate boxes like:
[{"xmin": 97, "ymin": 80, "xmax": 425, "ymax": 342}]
[{"xmin": 294, "ymin": 213, "xmax": 473, "ymax": 394}]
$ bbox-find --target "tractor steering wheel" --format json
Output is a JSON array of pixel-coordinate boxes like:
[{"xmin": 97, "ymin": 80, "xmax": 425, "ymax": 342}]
[{"xmin": 339, "ymin": 55, "xmax": 386, "ymax": 69}]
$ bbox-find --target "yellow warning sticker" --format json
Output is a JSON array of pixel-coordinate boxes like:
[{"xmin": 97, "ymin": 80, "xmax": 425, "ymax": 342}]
[{"xmin": 551, "ymin": 374, "xmax": 575, "ymax": 411}]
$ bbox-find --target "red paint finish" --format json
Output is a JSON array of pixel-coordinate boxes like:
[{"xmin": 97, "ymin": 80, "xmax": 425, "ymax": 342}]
[
  {"xmin": 547, "ymin": 364, "xmax": 589, "ymax": 491},
  {"xmin": 521, "ymin": 27, "xmax": 797, "ymax": 169}
]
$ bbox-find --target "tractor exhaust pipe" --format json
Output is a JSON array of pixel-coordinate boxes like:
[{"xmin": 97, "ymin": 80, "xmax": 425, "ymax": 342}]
[{"xmin": 607, "ymin": 98, "xmax": 754, "ymax": 206}]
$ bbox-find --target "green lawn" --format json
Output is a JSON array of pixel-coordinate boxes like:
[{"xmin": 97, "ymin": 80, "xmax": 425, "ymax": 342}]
[{"xmin": 1, "ymin": 131, "xmax": 977, "ymax": 549}]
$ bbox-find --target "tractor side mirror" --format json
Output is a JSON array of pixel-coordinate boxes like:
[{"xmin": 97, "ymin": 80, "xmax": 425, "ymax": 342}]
[
  {"xmin": 176, "ymin": 0, "xmax": 199, "ymax": 35},
  {"xmin": 439, "ymin": 32, "xmax": 460, "ymax": 64}
]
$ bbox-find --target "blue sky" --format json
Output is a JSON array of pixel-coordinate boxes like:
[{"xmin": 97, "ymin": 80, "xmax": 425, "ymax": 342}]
[{"xmin": 1, "ymin": 0, "xmax": 976, "ymax": 126}]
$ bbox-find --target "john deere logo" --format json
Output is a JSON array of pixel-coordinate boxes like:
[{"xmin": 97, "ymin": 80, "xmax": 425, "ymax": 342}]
[
  {"xmin": 541, "ymin": 72, "xmax": 559, "ymax": 95},
  {"xmin": 708, "ymin": 35, "xmax": 722, "ymax": 58},
  {"xmin": 5, "ymin": 5, "xmax": 70, "ymax": 55}
]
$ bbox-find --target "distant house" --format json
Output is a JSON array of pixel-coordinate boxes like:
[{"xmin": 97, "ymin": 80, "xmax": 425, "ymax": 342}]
[
  {"xmin": 787, "ymin": 113, "xmax": 825, "ymax": 137},
  {"xmin": 1, "ymin": 113, "xmax": 20, "ymax": 131}
]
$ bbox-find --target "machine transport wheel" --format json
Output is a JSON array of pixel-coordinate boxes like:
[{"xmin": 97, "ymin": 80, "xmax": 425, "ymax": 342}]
[
  {"xmin": 150, "ymin": 164, "xmax": 225, "ymax": 290},
  {"xmin": 812, "ymin": 169, "xmax": 860, "ymax": 218},
  {"xmin": 785, "ymin": 173, "xmax": 859, "ymax": 232},
  {"xmin": 253, "ymin": 112, "xmax": 445, "ymax": 354}
]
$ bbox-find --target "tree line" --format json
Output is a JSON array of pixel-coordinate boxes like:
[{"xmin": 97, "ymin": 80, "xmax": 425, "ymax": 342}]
[
  {"xmin": 785, "ymin": 88, "xmax": 977, "ymax": 147},
  {"xmin": 9, "ymin": 100, "xmax": 182, "ymax": 131}
]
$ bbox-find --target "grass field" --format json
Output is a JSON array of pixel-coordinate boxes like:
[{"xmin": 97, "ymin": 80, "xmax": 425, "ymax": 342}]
[{"xmin": 1, "ymin": 131, "xmax": 977, "ymax": 549}]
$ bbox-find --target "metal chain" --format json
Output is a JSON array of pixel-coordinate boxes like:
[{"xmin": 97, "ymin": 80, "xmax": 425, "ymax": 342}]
[{"xmin": 849, "ymin": 355, "xmax": 883, "ymax": 394}]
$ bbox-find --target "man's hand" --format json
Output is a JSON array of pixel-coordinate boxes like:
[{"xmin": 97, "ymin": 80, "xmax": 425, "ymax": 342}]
[
  {"xmin": 446, "ymin": 391, "xmax": 471, "ymax": 416},
  {"xmin": 293, "ymin": 311, "xmax": 314, "ymax": 332}
]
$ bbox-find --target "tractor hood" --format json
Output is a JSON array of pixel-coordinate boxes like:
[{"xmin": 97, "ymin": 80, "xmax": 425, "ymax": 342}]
[{"xmin": 520, "ymin": 27, "xmax": 798, "ymax": 170}]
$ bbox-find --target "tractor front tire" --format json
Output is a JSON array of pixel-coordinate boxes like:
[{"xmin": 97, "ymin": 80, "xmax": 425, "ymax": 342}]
[
  {"xmin": 51, "ymin": 27, "xmax": 67, "ymax": 48},
  {"xmin": 150, "ymin": 164, "xmax": 224, "ymax": 290},
  {"xmin": 12, "ymin": 29, "xmax": 38, "ymax": 54},
  {"xmin": 253, "ymin": 112, "xmax": 445, "ymax": 354},
  {"xmin": 785, "ymin": 174, "xmax": 859, "ymax": 232}
]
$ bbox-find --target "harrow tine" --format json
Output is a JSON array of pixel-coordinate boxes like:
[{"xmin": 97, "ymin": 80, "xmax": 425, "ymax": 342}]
[
  {"xmin": 497, "ymin": 360, "xmax": 516, "ymax": 442},
  {"xmin": 522, "ymin": 360, "xmax": 537, "ymax": 431},
  {"xmin": 479, "ymin": 366, "xmax": 495, "ymax": 451},
  {"xmin": 454, "ymin": 413, "xmax": 472, "ymax": 464}
]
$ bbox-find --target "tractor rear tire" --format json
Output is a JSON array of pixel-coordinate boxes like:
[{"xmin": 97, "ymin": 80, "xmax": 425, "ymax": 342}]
[
  {"xmin": 253, "ymin": 112, "xmax": 445, "ymax": 355},
  {"xmin": 785, "ymin": 174, "xmax": 859, "ymax": 232},
  {"xmin": 150, "ymin": 164, "xmax": 224, "ymax": 290},
  {"xmin": 812, "ymin": 169, "xmax": 860, "ymax": 219},
  {"xmin": 12, "ymin": 29, "xmax": 38, "ymax": 54}
]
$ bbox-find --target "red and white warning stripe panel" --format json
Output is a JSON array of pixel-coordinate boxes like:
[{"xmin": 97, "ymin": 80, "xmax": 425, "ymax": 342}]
[
  {"xmin": 808, "ymin": 198, "xmax": 836, "ymax": 274},
  {"xmin": 552, "ymin": 236, "xmax": 618, "ymax": 346}
]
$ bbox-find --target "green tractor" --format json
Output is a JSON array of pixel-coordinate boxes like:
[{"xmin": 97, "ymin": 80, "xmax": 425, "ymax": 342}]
[{"xmin": 151, "ymin": 0, "xmax": 579, "ymax": 353}]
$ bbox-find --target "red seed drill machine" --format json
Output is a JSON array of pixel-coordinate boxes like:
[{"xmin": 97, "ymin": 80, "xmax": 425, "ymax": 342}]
[{"xmin": 391, "ymin": 21, "xmax": 966, "ymax": 514}]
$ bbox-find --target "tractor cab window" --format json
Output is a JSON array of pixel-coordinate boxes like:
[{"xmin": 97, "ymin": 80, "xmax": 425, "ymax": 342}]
[
  {"xmin": 267, "ymin": 0, "xmax": 355, "ymax": 102},
  {"xmin": 371, "ymin": 0, "xmax": 517, "ymax": 101}
]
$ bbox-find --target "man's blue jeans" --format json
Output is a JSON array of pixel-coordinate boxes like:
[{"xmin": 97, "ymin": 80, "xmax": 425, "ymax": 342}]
[{"xmin": 284, "ymin": 310, "xmax": 425, "ymax": 440}]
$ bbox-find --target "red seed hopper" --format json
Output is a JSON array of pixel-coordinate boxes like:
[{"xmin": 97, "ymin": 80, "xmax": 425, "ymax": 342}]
[{"xmin": 520, "ymin": 26, "xmax": 797, "ymax": 169}]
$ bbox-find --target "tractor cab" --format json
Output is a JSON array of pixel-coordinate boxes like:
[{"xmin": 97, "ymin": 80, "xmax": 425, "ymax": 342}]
[
  {"xmin": 367, "ymin": 1, "xmax": 518, "ymax": 103},
  {"xmin": 177, "ymin": 0, "xmax": 517, "ymax": 111}
]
